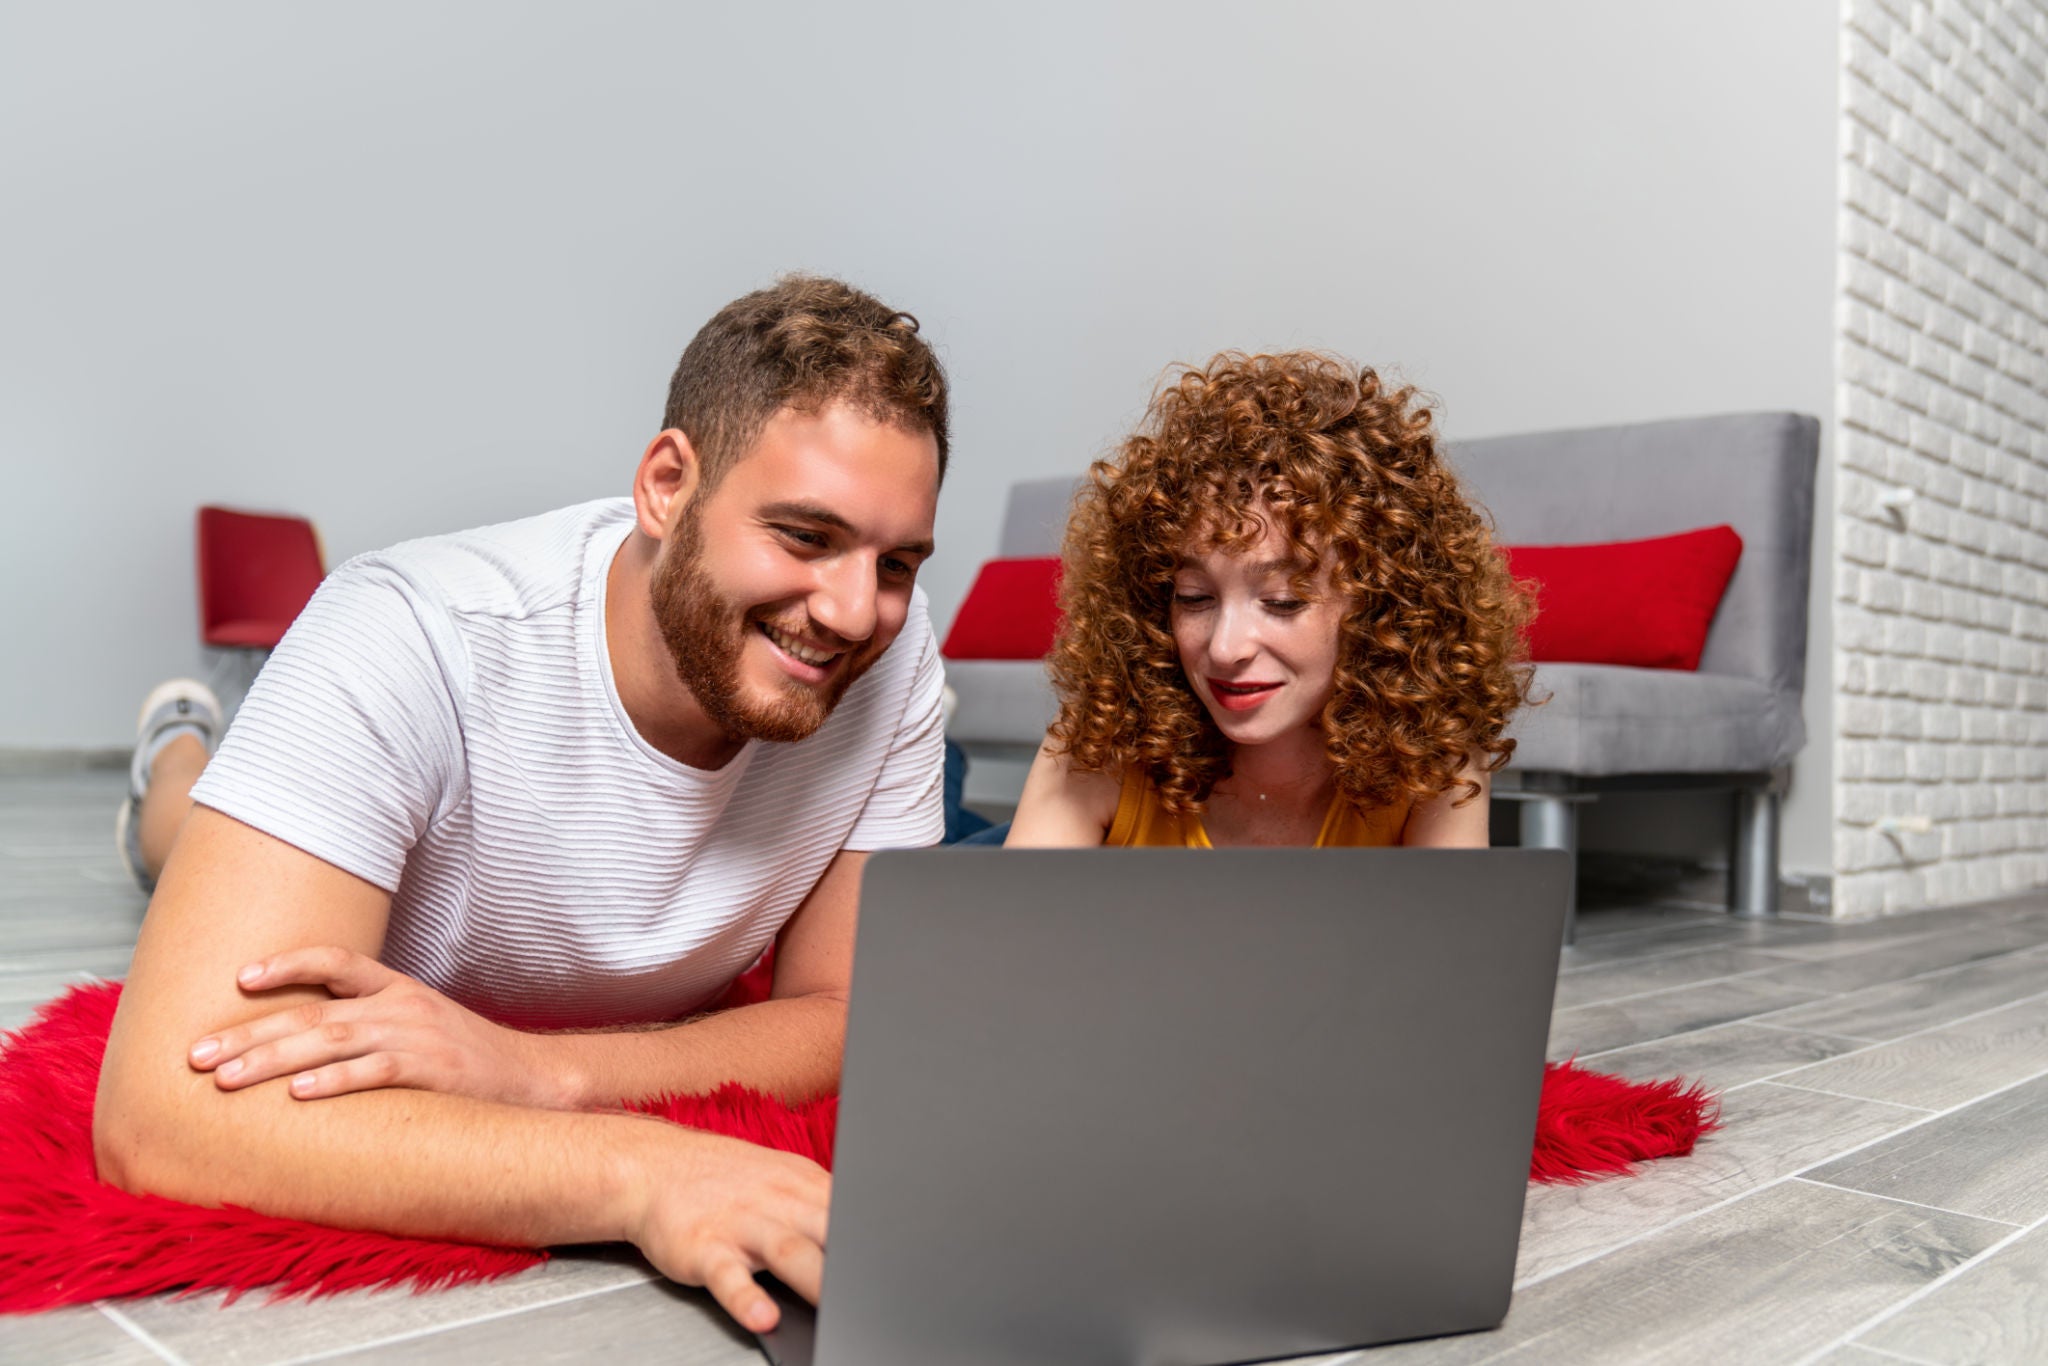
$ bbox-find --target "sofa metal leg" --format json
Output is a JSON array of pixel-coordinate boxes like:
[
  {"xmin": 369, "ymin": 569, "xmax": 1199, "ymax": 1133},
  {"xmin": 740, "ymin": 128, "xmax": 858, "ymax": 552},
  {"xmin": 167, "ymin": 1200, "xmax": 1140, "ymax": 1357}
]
[
  {"xmin": 1518, "ymin": 795, "xmax": 1581, "ymax": 946},
  {"xmin": 1730, "ymin": 787, "xmax": 1780, "ymax": 918}
]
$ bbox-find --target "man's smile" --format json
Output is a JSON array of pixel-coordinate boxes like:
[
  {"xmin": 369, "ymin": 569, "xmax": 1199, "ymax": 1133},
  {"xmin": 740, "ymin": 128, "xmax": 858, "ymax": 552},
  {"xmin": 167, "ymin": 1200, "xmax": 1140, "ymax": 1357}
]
[{"xmin": 759, "ymin": 620, "xmax": 843, "ymax": 673}]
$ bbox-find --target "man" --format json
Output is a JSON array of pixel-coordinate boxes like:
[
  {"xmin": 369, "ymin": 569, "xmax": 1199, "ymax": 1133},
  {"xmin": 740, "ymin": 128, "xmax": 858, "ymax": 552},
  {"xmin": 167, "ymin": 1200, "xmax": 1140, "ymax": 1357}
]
[{"xmin": 94, "ymin": 275, "xmax": 949, "ymax": 1335}]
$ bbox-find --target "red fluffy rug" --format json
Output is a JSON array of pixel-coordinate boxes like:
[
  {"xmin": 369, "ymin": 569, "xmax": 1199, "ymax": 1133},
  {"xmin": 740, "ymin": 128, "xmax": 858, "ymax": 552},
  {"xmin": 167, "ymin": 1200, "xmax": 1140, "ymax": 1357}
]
[{"xmin": 0, "ymin": 980, "xmax": 1712, "ymax": 1312}]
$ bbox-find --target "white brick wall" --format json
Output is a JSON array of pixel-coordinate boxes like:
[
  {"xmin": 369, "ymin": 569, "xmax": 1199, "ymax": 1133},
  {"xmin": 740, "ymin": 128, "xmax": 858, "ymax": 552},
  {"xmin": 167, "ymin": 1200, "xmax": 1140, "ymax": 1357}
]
[{"xmin": 1835, "ymin": 0, "xmax": 2048, "ymax": 916}]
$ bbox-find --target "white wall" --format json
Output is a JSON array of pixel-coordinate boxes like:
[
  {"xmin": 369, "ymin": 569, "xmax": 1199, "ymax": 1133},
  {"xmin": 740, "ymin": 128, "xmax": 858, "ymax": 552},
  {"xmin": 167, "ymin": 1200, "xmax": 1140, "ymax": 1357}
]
[
  {"xmin": 1833, "ymin": 0, "xmax": 2048, "ymax": 915},
  {"xmin": 0, "ymin": 2, "xmax": 1840, "ymax": 874}
]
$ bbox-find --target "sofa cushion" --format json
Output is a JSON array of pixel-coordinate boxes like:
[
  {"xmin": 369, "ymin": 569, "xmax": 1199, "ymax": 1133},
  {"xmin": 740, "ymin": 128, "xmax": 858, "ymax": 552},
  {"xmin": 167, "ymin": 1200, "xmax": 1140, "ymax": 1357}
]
[
  {"xmin": 942, "ymin": 659, "xmax": 1061, "ymax": 749},
  {"xmin": 941, "ymin": 558, "xmax": 1063, "ymax": 660},
  {"xmin": 1450, "ymin": 412, "xmax": 1817, "ymax": 699},
  {"xmin": 1504, "ymin": 663, "xmax": 1805, "ymax": 775},
  {"xmin": 1505, "ymin": 525, "xmax": 1742, "ymax": 671}
]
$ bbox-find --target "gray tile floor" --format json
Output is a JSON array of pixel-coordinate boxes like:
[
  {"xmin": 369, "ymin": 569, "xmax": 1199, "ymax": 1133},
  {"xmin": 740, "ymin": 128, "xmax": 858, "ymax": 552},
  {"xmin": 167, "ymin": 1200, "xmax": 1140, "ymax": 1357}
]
[{"xmin": 4, "ymin": 766, "xmax": 2048, "ymax": 1364}]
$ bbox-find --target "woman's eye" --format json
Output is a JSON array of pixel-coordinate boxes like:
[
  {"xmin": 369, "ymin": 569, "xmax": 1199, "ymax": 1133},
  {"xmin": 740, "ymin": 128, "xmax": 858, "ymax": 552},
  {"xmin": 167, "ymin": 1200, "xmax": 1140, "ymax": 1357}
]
[
  {"xmin": 1264, "ymin": 598, "xmax": 1308, "ymax": 614},
  {"xmin": 1172, "ymin": 592, "xmax": 1213, "ymax": 609}
]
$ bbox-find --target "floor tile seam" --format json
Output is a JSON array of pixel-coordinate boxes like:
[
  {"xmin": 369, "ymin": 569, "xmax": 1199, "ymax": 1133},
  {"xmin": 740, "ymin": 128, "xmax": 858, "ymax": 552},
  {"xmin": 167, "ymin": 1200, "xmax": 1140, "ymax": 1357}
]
[
  {"xmin": 1556, "ymin": 938, "xmax": 1759, "ymax": 978},
  {"xmin": 1760, "ymin": 1061, "xmax": 2048, "ymax": 1190},
  {"xmin": 275, "ymin": 1274, "xmax": 653, "ymax": 1366},
  {"xmin": 1746, "ymin": 1025, "xmax": 2048, "ymax": 1110},
  {"xmin": 1757, "ymin": 1080, "xmax": 1938, "ymax": 1113},
  {"xmin": 1829, "ymin": 1344, "xmax": 1946, "ymax": 1366},
  {"xmin": 1550, "ymin": 972, "xmax": 1829, "ymax": 1019},
  {"xmin": 96, "ymin": 1300, "xmax": 193, "ymax": 1366},
  {"xmin": 1691, "ymin": 1026, "xmax": 2003, "ymax": 1093},
  {"xmin": 1557, "ymin": 924, "xmax": 1746, "ymax": 962},
  {"xmin": 1551, "ymin": 953, "xmax": 1840, "ymax": 1007},
  {"xmin": 1747, "ymin": 939, "xmax": 2048, "ymax": 1004},
  {"xmin": 1750, "ymin": 980, "xmax": 2048, "ymax": 1063},
  {"xmin": 1569, "ymin": 1009, "xmax": 1899, "ymax": 1074},
  {"xmin": 1517, "ymin": 1069, "xmax": 2013, "ymax": 1293},
  {"xmin": 1740, "ymin": 1019, "xmax": 1886, "ymax": 1044},
  {"xmin": 1511, "ymin": 1147, "xmax": 2014, "ymax": 1304},
  {"xmin": 1788, "ymin": 1205, "xmax": 2048, "ymax": 1366},
  {"xmin": 1788, "ymin": 1175, "xmax": 2024, "ymax": 1228},
  {"xmin": 1555, "ymin": 941, "xmax": 1759, "ymax": 978},
  {"xmin": 1511, "ymin": 1172, "xmax": 1812, "ymax": 1290},
  {"xmin": 1858, "ymin": 942, "xmax": 2048, "ymax": 992},
  {"xmin": 1740, "ymin": 969, "xmax": 2048, "ymax": 1038}
]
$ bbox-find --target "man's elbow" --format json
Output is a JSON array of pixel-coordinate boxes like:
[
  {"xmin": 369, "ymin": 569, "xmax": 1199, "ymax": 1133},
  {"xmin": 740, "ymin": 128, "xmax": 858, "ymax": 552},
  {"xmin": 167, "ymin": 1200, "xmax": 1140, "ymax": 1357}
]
[
  {"xmin": 92, "ymin": 1064, "xmax": 215, "ymax": 1202},
  {"xmin": 92, "ymin": 1074, "xmax": 158, "ymax": 1196}
]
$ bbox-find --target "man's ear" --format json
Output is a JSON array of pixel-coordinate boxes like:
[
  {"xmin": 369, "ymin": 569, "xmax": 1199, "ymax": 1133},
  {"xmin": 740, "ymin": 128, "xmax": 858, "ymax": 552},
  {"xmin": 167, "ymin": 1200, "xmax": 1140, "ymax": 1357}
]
[{"xmin": 632, "ymin": 429, "xmax": 702, "ymax": 541}]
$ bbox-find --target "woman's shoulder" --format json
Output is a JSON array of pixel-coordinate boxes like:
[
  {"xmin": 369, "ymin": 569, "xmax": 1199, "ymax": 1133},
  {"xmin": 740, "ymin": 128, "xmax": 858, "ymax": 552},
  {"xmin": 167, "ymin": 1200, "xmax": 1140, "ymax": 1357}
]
[{"xmin": 1006, "ymin": 741, "xmax": 1130, "ymax": 847}]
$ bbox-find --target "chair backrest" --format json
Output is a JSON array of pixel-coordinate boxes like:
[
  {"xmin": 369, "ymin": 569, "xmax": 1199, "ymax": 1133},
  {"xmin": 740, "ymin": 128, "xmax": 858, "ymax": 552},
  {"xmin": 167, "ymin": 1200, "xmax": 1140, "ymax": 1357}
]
[
  {"xmin": 1446, "ymin": 412, "xmax": 1820, "ymax": 698},
  {"xmin": 195, "ymin": 506, "xmax": 326, "ymax": 649},
  {"xmin": 996, "ymin": 477, "xmax": 1087, "ymax": 559}
]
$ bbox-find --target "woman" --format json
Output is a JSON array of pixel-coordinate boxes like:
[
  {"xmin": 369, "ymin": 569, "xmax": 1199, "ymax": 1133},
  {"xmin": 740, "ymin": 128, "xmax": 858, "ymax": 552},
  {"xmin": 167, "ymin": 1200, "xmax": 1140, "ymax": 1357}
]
[{"xmin": 1006, "ymin": 350, "xmax": 1531, "ymax": 849}]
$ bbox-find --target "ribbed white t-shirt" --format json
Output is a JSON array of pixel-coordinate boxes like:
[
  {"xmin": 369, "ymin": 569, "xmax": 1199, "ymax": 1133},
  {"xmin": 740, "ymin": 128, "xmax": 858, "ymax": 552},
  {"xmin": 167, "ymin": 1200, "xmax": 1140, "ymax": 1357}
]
[{"xmin": 191, "ymin": 498, "xmax": 945, "ymax": 1029}]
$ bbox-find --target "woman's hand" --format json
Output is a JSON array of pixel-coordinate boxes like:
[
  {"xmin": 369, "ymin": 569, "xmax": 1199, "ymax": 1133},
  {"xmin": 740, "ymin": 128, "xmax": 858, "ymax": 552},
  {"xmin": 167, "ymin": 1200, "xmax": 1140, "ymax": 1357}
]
[{"xmin": 188, "ymin": 947, "xmax": 579, "ymax": 1109}]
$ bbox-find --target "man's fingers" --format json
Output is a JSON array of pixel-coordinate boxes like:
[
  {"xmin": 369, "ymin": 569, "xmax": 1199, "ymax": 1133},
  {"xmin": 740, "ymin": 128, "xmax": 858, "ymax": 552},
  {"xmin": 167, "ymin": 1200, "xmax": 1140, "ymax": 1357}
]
[
  {"xmin": 283, "ymin": 1054, "xmax": 410, "ymax": 1100},
  {"xmin": 758, "ymin": 1230, "xmax": 825, "ymax": 1307},
  {"xmin": 205, "ymin": 1015, "xmax": 387, "ymax": 1090},
  {"xmin": 703, "ymin": 1252, "xmax": 780, "ymax": 1334},
  {"xmin": 237, "ymin": 946, "xmax": 393, "ymax": 998},
  {"xmin": 191, "ymin": 997, "xmax": 341, "ymax": 1071},
  {"xmin": 783, "ymin": 1169, "xmax": 831, "ymax": 1249}
]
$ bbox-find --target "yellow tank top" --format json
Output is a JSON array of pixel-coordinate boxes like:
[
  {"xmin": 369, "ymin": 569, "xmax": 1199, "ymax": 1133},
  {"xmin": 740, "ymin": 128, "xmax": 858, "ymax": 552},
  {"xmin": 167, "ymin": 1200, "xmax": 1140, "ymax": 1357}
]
[{"xmin": 1103, "ymin": 768, "xmax": 1408, "ymax": 848}]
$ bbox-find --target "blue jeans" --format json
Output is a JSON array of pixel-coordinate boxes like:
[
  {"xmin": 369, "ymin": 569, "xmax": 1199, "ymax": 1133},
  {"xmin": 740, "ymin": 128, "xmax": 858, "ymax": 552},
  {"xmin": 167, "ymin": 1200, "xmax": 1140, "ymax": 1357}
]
[{"xmin": 942, "ymin": 739, "xmax": 995, "ymax": 844}]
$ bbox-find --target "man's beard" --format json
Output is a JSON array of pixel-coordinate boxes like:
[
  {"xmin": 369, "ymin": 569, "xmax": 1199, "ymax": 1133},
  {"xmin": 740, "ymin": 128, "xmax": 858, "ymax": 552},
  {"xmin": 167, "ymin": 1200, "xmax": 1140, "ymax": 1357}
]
[{"xmin": 648, "ymin": 513, "xmax": 878, "ymax": 744}]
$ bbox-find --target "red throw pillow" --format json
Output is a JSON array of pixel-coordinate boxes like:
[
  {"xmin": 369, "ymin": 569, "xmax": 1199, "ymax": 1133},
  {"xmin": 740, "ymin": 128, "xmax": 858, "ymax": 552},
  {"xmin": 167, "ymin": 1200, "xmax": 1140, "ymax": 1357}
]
[
  {"xmin": 941, "ymin": 557, "xmax": 1063, "ymax": 660},
  {"xmin": 1503, "ymin": 525, "xmax": 1742, "ymax": 671}
]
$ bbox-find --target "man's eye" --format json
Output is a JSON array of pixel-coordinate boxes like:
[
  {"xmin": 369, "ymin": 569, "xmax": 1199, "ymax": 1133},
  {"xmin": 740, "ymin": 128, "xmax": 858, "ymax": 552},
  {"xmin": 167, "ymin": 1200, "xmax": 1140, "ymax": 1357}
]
[
  {"xmin": 881, "ymin": 556, "xmax": 917, "ymax": 580},
  {"xmin": 776, "ymin": 526, "xmax": 827, "ymax": 549}
]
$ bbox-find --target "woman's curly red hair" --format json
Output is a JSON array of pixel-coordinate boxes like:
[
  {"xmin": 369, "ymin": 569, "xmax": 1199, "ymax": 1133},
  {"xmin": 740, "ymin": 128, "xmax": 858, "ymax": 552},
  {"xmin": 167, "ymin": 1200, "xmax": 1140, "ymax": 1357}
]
[{"xmin": 1047, "ymin": 351, "xmax": 1533, "ymax": 816}]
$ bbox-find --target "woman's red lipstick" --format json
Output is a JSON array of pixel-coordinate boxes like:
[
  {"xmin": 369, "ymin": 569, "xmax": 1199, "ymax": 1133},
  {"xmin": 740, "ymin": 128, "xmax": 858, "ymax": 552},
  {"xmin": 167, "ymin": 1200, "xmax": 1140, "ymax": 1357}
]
[{"xmin": 1207, "ymin": 678, "xmax": 1281, "ymax": 711}]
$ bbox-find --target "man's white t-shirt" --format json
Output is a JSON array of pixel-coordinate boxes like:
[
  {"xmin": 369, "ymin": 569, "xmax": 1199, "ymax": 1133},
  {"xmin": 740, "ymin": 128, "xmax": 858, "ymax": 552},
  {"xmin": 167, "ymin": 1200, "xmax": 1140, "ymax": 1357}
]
[{"xmin": 190, "ymin": 498, "xmax": 945, "ymax": 1030}]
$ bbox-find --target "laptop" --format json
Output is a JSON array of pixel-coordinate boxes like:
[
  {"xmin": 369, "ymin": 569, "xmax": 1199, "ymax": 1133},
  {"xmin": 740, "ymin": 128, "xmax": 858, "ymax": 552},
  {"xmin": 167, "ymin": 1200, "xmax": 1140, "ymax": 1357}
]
[{"xmin": 757, "ymin": 847, "xmax": 1570, "ymax": 1366}]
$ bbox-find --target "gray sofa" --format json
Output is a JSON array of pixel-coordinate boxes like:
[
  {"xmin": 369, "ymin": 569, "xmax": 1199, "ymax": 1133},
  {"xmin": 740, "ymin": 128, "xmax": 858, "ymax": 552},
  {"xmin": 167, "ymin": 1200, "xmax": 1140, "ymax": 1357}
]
[{"xmin": 946, "ymin": 412, "xmax": 1820, "ymax": 932}]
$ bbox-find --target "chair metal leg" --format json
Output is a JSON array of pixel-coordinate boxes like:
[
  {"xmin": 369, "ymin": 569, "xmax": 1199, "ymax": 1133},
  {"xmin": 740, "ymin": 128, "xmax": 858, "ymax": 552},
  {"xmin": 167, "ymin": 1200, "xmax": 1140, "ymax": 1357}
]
[
  {"xmin": 1730, "ymin": 787, "xmax": 1780, "ymax": 918},
  {"xmin": 1518, "ymin": 794, "xmax": 1581, "ymax": 946}
]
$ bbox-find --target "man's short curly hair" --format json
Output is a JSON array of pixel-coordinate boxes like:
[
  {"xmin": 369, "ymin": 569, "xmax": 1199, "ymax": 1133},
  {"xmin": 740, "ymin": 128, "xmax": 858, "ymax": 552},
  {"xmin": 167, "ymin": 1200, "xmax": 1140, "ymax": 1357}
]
[
  {"xmin": 1046, "ymin": 350, "xmax": 1533, "ymax": 816},
  {"xmin": 664, "ymin": 274, "xmax": 949, "ymax": 491}
]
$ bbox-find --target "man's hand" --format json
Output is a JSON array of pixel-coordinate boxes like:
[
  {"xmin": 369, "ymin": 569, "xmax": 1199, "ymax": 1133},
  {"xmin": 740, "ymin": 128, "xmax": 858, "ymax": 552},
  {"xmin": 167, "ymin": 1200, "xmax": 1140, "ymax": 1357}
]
[
  {"xmin": 188, "ymin": 947, "xmax": 577, "ymax": 1109},
  {"xmin": 626, "ymin": 1130, "xmax": 833, "ymax": 1333}
]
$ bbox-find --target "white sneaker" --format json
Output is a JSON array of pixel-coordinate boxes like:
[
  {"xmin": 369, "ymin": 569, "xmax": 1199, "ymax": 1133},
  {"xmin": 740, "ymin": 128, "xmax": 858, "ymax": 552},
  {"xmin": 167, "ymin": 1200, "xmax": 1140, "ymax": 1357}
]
[{"xmin": 115, "ymin": 679, "xmax": 224, "ymax": 892}]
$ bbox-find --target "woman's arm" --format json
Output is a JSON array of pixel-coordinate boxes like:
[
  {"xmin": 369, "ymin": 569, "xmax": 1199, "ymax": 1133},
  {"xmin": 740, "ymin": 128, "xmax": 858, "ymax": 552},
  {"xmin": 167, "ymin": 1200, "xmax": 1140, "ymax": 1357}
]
[
  {"xmin": 1002, "ymin": 740, "xmax": 1123, "ymax": 847},
  {"xmin": 1398, "ymin": 763, "xmax": 1492, "ymax": 848}
]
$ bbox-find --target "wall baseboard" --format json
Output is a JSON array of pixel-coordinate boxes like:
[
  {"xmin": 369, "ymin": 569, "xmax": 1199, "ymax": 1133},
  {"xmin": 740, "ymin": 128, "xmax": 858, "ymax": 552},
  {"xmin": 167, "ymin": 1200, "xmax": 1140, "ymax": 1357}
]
[
  {"xmin": 1577, "ymin": 851, "xmax": 1834, "ymax": 918},
  {"xmin": 0, "ymin": 747, "xmax": 128, "ymax": 774}
]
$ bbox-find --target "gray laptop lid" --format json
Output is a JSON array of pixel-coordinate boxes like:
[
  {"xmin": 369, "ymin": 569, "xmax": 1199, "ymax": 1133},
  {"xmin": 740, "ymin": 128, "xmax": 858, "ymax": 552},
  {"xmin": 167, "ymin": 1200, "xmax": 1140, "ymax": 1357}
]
[{"xmin": 775, "ymin": 847, "xmax": 1569, "ymax": 1366}]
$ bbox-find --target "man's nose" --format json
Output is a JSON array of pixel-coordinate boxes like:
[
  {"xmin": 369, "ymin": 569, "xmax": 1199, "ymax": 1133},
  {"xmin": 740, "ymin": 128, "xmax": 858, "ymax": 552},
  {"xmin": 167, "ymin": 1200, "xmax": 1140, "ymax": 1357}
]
[{"xmin": 809, "ymin": 555, "xmax": 879, "ymax": 644}]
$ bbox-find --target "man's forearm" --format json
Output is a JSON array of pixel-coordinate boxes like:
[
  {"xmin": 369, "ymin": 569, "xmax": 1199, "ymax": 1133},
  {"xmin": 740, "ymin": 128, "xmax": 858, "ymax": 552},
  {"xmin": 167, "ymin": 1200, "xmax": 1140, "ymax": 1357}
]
[
  {"xmin": 98, "ymin": 1046, "xmax": 665, "ymax": 1247},
  {"xmin": 543, "ymin": 994, "xmax": 847, "ymax": 1109}
]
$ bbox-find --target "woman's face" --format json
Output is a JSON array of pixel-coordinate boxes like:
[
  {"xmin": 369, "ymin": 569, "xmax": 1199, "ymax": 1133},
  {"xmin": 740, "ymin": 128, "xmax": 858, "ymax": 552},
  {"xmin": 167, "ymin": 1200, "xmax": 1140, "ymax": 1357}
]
[{"xmin": 1170, "ymin": 523, "xmax": 1348, "ymax": 749}]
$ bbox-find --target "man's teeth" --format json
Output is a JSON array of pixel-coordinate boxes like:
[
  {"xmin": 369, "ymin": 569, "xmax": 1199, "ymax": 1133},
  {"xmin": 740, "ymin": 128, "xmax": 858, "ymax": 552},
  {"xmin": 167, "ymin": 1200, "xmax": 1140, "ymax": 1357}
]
[{"xmin": 763, "ymin": 623, "xmax": 836, "ymax": 667}]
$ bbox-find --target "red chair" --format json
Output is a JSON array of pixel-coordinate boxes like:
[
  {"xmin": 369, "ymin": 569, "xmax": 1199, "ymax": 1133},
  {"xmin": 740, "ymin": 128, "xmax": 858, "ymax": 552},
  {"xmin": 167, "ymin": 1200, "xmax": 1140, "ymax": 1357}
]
[{"xmin": 196, "ymin": 506, "xmax": 326, "ymax": 650}]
